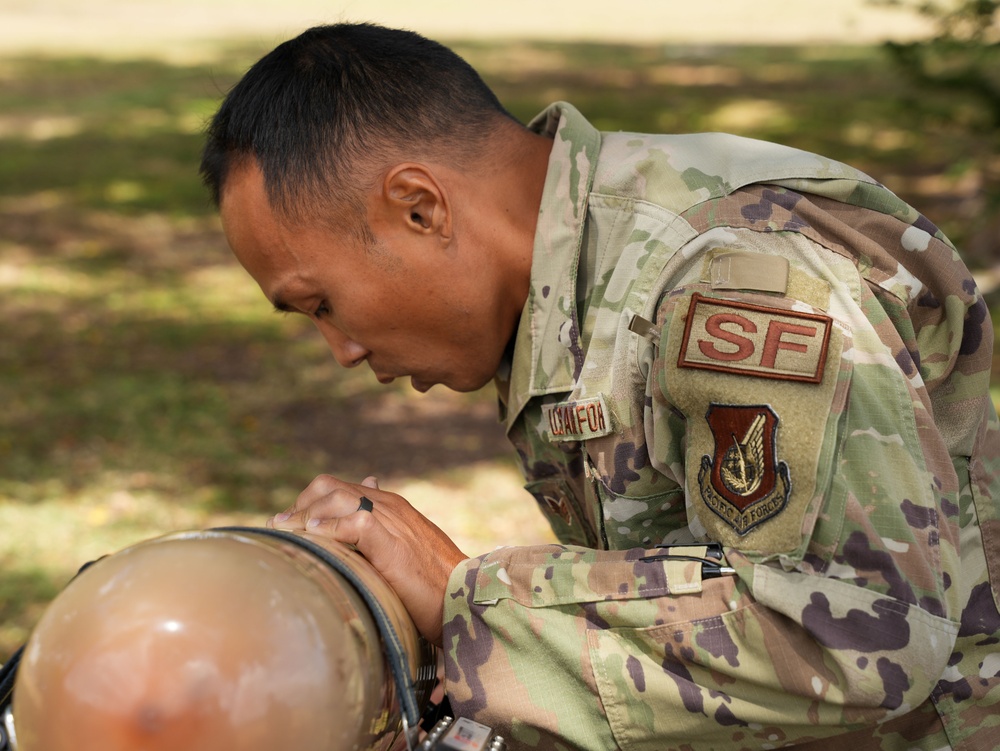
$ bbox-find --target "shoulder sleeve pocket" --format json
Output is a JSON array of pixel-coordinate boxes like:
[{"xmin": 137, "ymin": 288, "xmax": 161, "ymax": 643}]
[{"xmin": 656, "ymin": 291, "xmax": 852, "ymax": 560}]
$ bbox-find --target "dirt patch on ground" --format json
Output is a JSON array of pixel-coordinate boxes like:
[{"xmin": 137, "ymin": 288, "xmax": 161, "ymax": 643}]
[{"xmin": 271, "ymin": 390, "xmax": 512, "ymax": 481}]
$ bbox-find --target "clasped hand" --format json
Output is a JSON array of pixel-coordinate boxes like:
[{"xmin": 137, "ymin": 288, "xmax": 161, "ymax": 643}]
[{"xmin": 268, "ymin": 474, "xmax": 468, "ymax": 646}]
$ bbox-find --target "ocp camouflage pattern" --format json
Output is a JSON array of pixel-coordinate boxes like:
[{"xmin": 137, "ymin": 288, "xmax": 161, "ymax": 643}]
[{"xmin": 442, "ymin": 102, "xmax": 1000, "ymax": 750}]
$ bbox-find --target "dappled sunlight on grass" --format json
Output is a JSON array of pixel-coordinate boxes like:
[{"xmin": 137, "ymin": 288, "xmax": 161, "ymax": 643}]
[
  {"xmin": 0, "ymin": 483, "xmax": 266, "ymax": 655},
  {"xmin": 842, "ymin": 122, "xmax": 914, "ymax": 152},
  {"xmin": 0, "ymin": 114, "xmax": 84, "ymax": 140},
  {"xmin": 393, "ymin": 462, "xmax": 558, "ymax": 554},
  {"xmin": 0, "ymin": 460, "xmax": 554, "ymax": 658},
  {"xmin": 646, "ymin": 64, "xmax": 743, "ymax": 87},
  {"xmin": 704, "ymin": 99, "xmax": 794, "ymax": 134}
]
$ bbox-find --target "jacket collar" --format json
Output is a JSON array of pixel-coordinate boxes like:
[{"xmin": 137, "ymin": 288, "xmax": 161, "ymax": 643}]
[{"xmin": 497, "ymin": 102, "xmax": 602, "ymax": 432}]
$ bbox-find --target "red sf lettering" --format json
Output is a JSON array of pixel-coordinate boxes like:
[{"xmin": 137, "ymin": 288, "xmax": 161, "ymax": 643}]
[
  {"xmin": 679, "ymin": 294, "xmax": 832, "ymax": 383},
  {"xmin": 698, "ymin": 313, "xmax": 756, "ymax": 362},
  {"xmin": 761, "ymin": 321, "xmax": 817, "ymax": 368}
]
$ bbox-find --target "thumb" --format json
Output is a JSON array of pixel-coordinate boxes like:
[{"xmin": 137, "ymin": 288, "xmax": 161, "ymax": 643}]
[{"xmin": 361, "ymin": 476, "xmax": 380, "ymax": 490}]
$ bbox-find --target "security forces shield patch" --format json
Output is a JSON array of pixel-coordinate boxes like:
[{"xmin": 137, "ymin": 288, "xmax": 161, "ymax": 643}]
[{"xmin": 698, "ymin": 404, "xmax": 791, "ymax": 535}]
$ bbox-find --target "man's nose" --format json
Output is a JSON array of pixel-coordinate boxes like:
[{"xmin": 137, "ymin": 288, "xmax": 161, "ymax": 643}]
[{"xmin": 318, "ymin": 324, "xmax": 368, "ymax": 368}]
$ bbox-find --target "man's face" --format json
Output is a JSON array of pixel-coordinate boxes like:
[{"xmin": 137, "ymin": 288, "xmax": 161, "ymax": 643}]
[{"xmin": 219, "ymin": 162, "xmax": 509, "ymax": 393}]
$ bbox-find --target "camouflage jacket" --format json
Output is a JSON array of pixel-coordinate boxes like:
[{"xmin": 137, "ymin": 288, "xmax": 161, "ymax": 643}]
[{"xmin": 442, "ymin": 102, "xmax": 1000, "ymax": 750}]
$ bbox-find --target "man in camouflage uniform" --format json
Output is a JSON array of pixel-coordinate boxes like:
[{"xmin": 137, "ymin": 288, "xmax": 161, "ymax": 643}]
[{"xmin": 203, "ymin": 23, "xmax": 1000, "ymax": 751}]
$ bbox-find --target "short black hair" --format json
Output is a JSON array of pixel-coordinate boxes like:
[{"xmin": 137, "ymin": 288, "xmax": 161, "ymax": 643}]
[{"xmin": 200, "ymin": 23, "xmax": 517, "ymax": 232}]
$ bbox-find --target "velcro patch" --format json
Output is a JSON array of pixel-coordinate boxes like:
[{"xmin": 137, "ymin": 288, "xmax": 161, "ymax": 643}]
[
  {"xmin": 678, "ymin": 293, "xmax": 832, "ymax": 383},
  {"xmin": 543, "ymin": 395, "xmax": 613, "ymax": 441},
  {"xmin": 709, "ymin": 252, "xmax": 789, "ymax": 293}
]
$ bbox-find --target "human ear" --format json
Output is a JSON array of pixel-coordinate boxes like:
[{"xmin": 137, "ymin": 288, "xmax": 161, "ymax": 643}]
[{"xmin": 382, "ymin": 164, "xmax": 451, "ymax": 238}]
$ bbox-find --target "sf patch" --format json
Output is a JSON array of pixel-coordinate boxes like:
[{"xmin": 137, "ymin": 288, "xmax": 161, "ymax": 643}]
[
  {"xmin": 678, "ymin": 293, "xmax": 832, "ymax": 383},
  {"xmin": 698, "ymin": 404, "xmax": 791, "ymax": 535}
]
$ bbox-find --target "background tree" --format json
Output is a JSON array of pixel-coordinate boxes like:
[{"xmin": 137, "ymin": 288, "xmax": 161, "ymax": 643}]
[{"xmin": 876, "ymin": 0, "xmax": 1000, "ymax": 268}]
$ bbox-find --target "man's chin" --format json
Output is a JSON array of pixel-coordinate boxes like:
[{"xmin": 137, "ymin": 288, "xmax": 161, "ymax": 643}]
[
  {"xmin": 414, "ymin": 372, "xmax": 494, "ymax": 394},
  {"xmin": 409, "ymin": 377, "xmax": 434, "ymax": 393}
]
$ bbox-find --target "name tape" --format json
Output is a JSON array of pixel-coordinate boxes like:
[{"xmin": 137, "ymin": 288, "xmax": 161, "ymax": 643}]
[{"xmin": 543, "ymin": 395, "xmax": 613, "ymax": 441}]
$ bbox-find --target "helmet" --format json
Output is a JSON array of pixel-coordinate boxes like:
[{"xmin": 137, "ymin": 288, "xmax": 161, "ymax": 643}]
[{"xmin": 11, "ymin": 530, "xmax": 435, "ymax": 751}]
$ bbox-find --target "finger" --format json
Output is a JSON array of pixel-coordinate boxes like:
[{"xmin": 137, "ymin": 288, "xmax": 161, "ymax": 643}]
[
  {"xmin": 271, "ymin": 489, "xmax": 361, "ymax": 530},
  {"xmin": 268, "ymin": 508, "xmax": 297, "ymax": 527},
  {"xmin": 304, "ymin": 508, "xmax": 380, "ymax": 546},
  {"xmin": 361, "ymin": 475, "xmax": 380, "ymax": 490},
  {"xmin": 268, "ymin": 474, "xmax": 359, "ymax": 527},
  {"xmin": 292, "ymin": 474, "xmax": 353, "ymax": 514}
]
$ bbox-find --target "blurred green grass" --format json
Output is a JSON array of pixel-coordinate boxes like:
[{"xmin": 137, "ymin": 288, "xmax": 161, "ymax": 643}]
[{"xmin": 1, "ymin": 40, "xmax": 998, "ymax": 661}]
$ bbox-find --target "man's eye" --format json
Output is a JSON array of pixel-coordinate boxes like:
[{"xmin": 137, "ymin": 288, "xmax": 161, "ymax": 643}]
[{"xmin": 313, "ymin": 301, "xmax": 331, "ymax": 318}]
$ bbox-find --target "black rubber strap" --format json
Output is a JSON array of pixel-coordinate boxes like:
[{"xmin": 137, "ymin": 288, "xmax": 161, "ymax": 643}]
[
  {"xmin": 211, "ymin": 527, "xmax": 422, "ymax": 729},
  {"xmin": 0, "ymin": 644, "xmax": 24, "ymax": 716}
]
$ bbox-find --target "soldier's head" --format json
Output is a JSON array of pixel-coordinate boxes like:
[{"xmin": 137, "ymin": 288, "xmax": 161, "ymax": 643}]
[
  {"xmin": 12, "ymin": 530, "xmax": 428, "ymax": 751},
  {"xmin": 203, "ymin": 23, "xmax": 549, "ymax": 393},
  {"xmin": 200, "ymin": 22, "xmax": 517, "ymax": 242}
]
